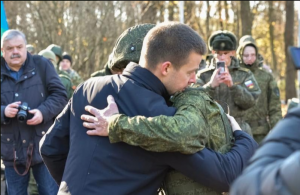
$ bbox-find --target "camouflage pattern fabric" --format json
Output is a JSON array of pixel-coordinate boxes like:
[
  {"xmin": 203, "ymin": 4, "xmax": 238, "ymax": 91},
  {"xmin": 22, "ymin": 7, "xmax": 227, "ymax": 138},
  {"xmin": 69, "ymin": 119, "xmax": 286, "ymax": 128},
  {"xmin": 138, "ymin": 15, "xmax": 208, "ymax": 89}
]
[
  {"xmin": 195, "ymin": 57, "xmax": 262, "ymax": 136},
  {"xmin": 67, "ymin": 69, "xmax": 83, "ymax": 89},
  {"xmin": 237, "ymin": 41, "xmax": 282, "ymax": 143},
  {"xmin": 108, "ymin": 87, "xmax": 233, "ymax": 194},
  {"xmin": 58, "ymin": 70, "xmax": 74, "ymax": 99},
  {"xmin": 91, "ymin": 24, "xmax": 155, "ymax": 78}
]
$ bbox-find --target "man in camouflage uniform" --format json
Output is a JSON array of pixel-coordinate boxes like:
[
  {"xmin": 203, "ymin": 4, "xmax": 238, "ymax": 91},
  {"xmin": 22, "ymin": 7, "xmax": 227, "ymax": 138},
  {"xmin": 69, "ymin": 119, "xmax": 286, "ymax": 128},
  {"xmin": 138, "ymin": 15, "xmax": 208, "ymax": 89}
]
[
  {"xmin": 237, "ymin": 35, "xmax": 282, "ymax": 143},
  {"xmin": 38, "ymin": 49, "xmax": 74, "ymax": 100},
  {"xmin": 60, "ymin": 54, "xmax": 83, "ymax": 89},
  {"xmin": 196, "ymin": 30, "xmax": 261, "ymax": 136}
]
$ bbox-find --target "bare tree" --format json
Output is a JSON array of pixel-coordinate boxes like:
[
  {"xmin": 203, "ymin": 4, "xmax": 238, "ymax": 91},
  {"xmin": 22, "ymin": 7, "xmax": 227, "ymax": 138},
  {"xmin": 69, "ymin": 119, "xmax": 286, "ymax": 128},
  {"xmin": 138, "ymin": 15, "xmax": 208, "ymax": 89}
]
[
  {"xmin": 268, "ymin": 1, "xmax": 278, "ymax": 73},
  {"xmin": 284, "ymin": 1, "xmax": 296, "ymax": 101},
  {"xmin": 240, "ymin": 1, "xmax": 253, "ymax": 36}
]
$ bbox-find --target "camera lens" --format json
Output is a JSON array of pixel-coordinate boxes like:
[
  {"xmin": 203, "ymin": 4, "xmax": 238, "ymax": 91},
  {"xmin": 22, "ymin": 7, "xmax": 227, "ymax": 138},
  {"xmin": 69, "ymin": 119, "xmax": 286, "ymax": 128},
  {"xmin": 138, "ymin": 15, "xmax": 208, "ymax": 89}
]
[
  {"xmin": 17, "ymin": 110, "xmax": 27, "ymax": 123},
  {"xmin": 18, "ymin": 116, "xmax": 25, "ymax": 122}
]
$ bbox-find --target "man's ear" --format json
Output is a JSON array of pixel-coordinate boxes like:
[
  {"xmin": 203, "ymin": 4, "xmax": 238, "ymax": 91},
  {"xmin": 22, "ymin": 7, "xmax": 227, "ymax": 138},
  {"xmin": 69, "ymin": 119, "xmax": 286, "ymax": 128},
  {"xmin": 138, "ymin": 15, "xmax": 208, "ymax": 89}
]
[
  {"xmin": 230, "ymin": 50, "xmax": 236, "ymax": 56},
  {"xmin": 160, "ymin": 61, "xmax": 172, "ymax": 76}
]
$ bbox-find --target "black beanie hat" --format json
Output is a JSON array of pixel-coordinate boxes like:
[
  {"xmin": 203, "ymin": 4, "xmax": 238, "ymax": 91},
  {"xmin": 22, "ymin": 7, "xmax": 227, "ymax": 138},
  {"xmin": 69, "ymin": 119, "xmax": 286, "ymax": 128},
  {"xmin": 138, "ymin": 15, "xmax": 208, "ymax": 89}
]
[{"xmin": 62, "ymin": 54, "xmax": 72, "ymax": 65}]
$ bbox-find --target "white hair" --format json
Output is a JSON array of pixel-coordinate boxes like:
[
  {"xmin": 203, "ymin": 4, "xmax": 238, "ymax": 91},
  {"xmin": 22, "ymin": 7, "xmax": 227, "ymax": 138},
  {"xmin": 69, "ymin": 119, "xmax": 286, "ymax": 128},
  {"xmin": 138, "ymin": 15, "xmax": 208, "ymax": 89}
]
[{"xmin": 1, "ymin": 29, "xmax": 27, "ymax": 48}]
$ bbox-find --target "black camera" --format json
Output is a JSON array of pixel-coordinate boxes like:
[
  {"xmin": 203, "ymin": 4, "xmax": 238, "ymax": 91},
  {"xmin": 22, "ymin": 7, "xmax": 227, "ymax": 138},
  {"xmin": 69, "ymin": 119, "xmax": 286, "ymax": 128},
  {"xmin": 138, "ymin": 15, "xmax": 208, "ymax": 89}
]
[{"xmin": 17, "ymin": 102, "xmax": 31, "ymax": 123}]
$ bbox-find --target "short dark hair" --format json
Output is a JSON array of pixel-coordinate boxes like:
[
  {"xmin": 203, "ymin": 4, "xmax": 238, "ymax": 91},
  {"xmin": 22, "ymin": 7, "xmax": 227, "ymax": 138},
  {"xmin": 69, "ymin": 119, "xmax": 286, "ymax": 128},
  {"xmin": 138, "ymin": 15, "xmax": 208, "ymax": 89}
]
[{"xmin": 143, "ymin": 22, "xmax": 207, "ymax": 70}]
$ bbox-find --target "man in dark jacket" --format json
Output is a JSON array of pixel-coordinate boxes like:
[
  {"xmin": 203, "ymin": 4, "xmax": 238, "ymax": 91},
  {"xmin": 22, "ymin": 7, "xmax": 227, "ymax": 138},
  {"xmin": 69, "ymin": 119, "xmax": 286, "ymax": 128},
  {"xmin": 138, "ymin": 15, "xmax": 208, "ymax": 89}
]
[
  {"xmin": 40, "ymin": 22, "xmax": 257, "ymax": 195},
  {"xmin": 230, "ymin": 106, "xmax": 300, "ymax": 195},
  {"xmin": 1, "ymin": 29, "xmax": 67, "ymax": 195}
]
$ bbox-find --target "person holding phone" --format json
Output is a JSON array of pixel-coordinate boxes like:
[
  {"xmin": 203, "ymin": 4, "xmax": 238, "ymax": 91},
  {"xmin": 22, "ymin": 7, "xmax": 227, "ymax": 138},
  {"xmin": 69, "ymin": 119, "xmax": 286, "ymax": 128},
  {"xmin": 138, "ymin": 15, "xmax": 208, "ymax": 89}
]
[{"xmin": 196, "ymin": 30, "xmax": 261, "ymax": 136}]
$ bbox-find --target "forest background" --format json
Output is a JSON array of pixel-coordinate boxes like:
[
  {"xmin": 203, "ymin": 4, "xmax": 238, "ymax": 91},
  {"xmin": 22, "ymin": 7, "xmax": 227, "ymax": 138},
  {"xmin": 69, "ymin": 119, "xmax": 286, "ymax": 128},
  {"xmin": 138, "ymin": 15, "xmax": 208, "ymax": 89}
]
[{"xmin": 3, "ymin": 1, "xmax": 299, "ymax": 102}]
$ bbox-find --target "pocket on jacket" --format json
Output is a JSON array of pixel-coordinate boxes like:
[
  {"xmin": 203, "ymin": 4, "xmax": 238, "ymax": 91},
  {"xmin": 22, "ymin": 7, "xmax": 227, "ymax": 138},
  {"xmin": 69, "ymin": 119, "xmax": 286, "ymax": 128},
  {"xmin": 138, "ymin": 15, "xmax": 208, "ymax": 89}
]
[{"xmin": 1, "ymin": 134, "xmax": 15, "ymax": 161}]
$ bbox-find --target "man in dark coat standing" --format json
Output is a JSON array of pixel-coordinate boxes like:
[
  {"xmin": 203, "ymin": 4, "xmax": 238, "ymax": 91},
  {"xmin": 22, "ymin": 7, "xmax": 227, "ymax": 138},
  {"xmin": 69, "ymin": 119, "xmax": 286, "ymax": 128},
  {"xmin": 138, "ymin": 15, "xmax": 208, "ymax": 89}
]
[{"xmin": 1, "ymin": 29, "xmax": 67, "ymax": 195}]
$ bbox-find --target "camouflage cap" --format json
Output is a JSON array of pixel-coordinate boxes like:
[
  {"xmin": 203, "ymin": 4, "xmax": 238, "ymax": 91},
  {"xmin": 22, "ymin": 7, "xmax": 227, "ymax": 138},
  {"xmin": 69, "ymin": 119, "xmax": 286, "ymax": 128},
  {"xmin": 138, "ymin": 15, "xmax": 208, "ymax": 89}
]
[
  {"xmin": 208, "ymin": 30, "xmax": 237, "ymax": 51},
  {"xmin": 239, "ymin": 35, "xmax": 256, "ymax": 46},
  {"xmin": 46, "ymin": 44, "xmax": 63, "ymax": 61},
  {"xmin": 38, "ymin": 49, "xmax": 57, "ymax": 66},
  {"xmin": 26, "ymin": 44, "xmax": 35, "ymax": 54},
  {"xmin": 108, "ymin": 23, "xmax": 156, "ymax": 69}
]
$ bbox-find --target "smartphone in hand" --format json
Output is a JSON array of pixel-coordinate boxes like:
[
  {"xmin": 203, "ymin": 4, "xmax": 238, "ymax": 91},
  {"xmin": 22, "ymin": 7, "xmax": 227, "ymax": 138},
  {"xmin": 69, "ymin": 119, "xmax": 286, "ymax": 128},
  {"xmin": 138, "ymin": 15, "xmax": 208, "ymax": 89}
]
[{"xmin": 217, "ymin": 62, "xmax": 225, "ymax": 74}]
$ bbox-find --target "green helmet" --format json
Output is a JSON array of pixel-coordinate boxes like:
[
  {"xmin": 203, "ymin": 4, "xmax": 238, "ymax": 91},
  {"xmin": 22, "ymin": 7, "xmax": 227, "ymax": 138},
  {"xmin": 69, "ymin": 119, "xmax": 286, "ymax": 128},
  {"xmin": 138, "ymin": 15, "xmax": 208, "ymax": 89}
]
[
  {"xmin": 108, "ymin": 23, "xmax": 156, "ymax": 70},
  {"xmin": 208, "ymin": 30, "xmax": 237, "ymax": 51},
  {"xmin": 239, "ymin": 35, "xmax": 256, "ymax": 46},
  {"xmin": 46, "ymin": 44, "xmax": 63, "ymax": 62},
  {"xmin": 38, "ymin": 49, "xmax": 57, "ymax": 66}
]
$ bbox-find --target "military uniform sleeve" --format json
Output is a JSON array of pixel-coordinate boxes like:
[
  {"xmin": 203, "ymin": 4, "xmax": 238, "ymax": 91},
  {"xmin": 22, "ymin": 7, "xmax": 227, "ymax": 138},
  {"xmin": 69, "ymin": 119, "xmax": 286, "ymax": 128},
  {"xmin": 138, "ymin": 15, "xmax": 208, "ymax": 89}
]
[
  {"xmin": 230, "ymin": 71, "xmax": 261, "ymax": 110},
  {"xmin": 108, "ymin": 92, "xmax": 209, "ymax": 154},
  {"xmin": 39, "ymin": 101, "xmax": 71, "ymax": 185},
  {"xmin": 267, "ymin": 75, "xmax": 282, "ymax": 128}
]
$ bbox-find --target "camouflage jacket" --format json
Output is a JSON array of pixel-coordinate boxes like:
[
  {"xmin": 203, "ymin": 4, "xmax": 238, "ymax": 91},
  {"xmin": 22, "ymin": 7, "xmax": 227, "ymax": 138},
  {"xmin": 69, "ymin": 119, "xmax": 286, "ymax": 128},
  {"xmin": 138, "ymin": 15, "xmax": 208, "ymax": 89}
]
[
  {"xmin": 108, "ymin": 88, "xmax": 233, "ymax": 154},
  {"xmin": 195, "ymin": 57, "xmax": 261, "ymax": 135},
  {"xmin": 108, "ymin": 88, "xmax": 234, "ymax": 194},
  {"xmin": 66, "ymin": 68, "xmax": 83, "ymax": 88},
  {"xmin": 58, "ymin": 70, "xmax": 74, "ymax": 100},
  {"xmin": 240, "ymin": 62, "xmax": 282, "ymax": 136}
]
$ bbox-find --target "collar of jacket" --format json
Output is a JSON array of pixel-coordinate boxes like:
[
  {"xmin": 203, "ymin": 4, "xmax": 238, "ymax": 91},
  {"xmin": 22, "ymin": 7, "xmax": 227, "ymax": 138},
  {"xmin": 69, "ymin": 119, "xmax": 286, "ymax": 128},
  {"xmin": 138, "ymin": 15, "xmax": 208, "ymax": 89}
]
[
  {"xmin": 1, "ymin": 52, "xmax": 35, "ymax": 77},
  {"xmin": 240, "ymin": 60, "xmax": 260, "ymax": 72},
  {"xmin": 122, "ymin": 62, "xmax": 171, "ymax": 102},
  {"xmin": 104, "ymin": 63, "xmax": 112, "ymax": 75}
]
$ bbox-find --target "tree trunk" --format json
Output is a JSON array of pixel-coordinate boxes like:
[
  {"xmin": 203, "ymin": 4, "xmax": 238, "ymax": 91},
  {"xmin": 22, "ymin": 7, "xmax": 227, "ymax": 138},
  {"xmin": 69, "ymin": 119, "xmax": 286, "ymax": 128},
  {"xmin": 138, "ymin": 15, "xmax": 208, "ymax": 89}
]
[
  {"xmin": 284, "ymin": 1, "xmax": 296, "ymax": 101},
  {"xmin": 218, "ymin": 1, "xmax": 223, "ymax": 30},
  {"xmin": 240, "ymin": 1, "xmax": 253, "ymax": 36},
  {"xmin": 224, "ymin": 1, "xmax": 229, "ymax": 30},
  {"xmin": 268, "ymin": 1, "xmax": 278, "ymax": 73},
  {"xmin": 205, "ymin": 1, "xmax": 211, "ymax": 41},
  {"xmin": 168, "ymin": 1, "xmax": 175, "ymax": 21},
  {"xmin": 231, "ymin": 1, "xmax": 241, "ymax": 41}
]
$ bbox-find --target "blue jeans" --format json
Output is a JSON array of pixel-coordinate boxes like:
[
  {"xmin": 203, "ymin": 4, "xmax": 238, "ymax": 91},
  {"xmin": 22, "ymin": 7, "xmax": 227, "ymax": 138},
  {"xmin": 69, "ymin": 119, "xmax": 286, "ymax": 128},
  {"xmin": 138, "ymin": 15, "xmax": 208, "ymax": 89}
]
[{"xmin": 4, "ymin": 163, "xmax": 58, "ymax": 195}]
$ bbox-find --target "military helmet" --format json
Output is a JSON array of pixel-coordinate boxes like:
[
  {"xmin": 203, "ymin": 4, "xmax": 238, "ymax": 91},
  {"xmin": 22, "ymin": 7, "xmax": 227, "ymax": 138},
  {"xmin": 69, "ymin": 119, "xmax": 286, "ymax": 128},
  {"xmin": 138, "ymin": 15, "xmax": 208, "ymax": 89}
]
[
  {"xmin": 108, "ymin": 23, "xmax": 156, "ymax": 70},
  {"xmin": 26, "ymin": 44, "xmax": 35, "ymax": 54},
  {"xmin": 38, "ymin": 49, "xmax": 57, "ymax": 66},
  {"xmin": 239, "ymin": 35, "xmax": 256, "ymax": 46},
  {"xmin": 208, "ymin": 30, "xmax": 237, "ymax": 51},
  {"xmin": 46, "ymin": 44, "xmax": 63, "ymax": 61}
]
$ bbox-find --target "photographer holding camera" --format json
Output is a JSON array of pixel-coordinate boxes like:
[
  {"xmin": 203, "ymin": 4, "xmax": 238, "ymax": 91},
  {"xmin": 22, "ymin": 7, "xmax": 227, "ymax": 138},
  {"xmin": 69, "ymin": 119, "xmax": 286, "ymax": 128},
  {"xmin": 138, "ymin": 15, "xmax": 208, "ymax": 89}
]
[{"xmin": 1, "ymin": 29, "xmax": 67, "ymax": 195}]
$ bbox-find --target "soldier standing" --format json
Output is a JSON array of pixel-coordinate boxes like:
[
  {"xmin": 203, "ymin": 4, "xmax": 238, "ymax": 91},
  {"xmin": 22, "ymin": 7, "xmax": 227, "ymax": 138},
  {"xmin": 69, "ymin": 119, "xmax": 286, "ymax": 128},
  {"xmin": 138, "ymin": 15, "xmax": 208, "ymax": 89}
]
[
  {"xmin": 196, "ymin": 30, "xmax": 261, "ymax": 136},
  {"xmin": 237, "ymin": 35, "xmax": 282, "ymax": 143}
]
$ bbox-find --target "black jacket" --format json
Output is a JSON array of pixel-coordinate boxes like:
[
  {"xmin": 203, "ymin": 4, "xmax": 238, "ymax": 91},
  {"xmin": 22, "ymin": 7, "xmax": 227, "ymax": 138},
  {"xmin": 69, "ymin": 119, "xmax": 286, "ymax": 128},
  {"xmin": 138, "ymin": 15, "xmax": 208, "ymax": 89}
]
[
  {"xmin": 40, "ymin": 62, "xmax": 258, "ymax": 195},
  {"xmin": 230, "ymin": 107, "xmax": 300, "ymax": 195},
  {"xmin": 1, "ymin": 53, "xmax": 67, "ymax": 166}
]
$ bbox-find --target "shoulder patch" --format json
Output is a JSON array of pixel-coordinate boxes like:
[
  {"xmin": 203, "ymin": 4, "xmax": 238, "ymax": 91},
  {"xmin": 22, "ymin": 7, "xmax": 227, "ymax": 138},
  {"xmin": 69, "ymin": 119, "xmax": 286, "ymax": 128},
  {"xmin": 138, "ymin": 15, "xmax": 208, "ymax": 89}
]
[{"xmin": 244, "ymin": 80, "xmax": 254, "ymax": 89}]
